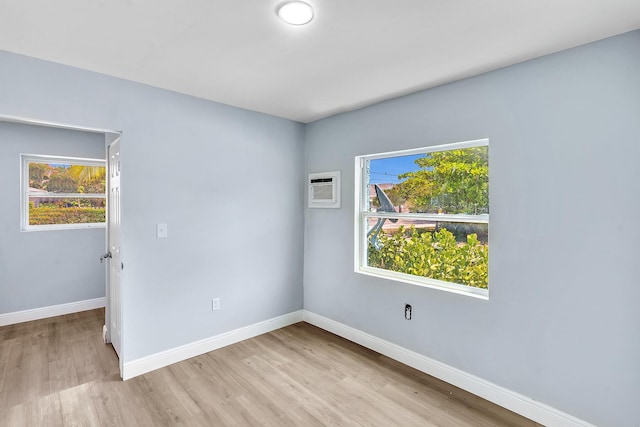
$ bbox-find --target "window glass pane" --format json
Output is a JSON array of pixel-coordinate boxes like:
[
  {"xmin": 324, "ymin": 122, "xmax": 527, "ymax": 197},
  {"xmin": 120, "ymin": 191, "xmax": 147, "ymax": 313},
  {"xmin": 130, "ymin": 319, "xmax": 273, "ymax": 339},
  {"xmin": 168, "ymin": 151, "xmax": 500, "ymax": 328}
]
[
  {"xmin": 367, "ymin": 146, "xmax": 488, "ymax": 215},
  {"xmin": 29, "ymin": 162, "xmax": 106, "ymax": 194},
  {"xmin": 366, "ymin": 218, "xmax": 488, "ymax": 289},
  {"xmin": 29, "ymin": 197, "xmax": 106, "ymax": 225}
]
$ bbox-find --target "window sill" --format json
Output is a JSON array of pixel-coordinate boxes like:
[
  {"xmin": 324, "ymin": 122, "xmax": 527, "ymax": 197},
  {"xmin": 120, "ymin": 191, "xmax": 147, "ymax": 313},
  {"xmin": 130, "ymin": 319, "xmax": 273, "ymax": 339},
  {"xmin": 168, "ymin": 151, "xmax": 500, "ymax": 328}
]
[
  {"xmin": 21, "ymin": 223, "xmax": 106, "ymax": 232},
  {"xmin": 356, "ymin": 266, "xmax": 489, "ymax": 300}
]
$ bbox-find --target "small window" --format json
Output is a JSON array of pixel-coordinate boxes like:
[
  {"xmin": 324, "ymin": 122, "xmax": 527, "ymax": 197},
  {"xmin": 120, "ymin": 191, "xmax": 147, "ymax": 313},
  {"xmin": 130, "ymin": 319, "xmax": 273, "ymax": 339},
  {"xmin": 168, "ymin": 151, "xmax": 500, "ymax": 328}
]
[
  {"xmin": 21, "ymin": 154, "xmax": 106, "ymax": 231},
  {"xmin": 355, "ymin": 139, "xmax": 489, "ymax": 298}
]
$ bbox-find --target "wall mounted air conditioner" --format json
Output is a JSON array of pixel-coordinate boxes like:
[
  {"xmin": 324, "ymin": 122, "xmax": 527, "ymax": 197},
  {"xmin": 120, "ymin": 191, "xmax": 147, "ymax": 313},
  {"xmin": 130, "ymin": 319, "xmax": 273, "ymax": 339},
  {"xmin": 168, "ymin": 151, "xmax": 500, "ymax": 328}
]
[{"xmin": 308, "ymin": 171, "xmax": 340, "ymax": 208}]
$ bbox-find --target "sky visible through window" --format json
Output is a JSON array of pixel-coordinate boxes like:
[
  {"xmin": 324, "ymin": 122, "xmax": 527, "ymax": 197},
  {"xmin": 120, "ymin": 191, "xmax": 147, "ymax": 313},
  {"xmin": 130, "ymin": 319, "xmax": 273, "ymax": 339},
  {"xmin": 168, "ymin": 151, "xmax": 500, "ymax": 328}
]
[{"xmin": 369, "ymin": 154, "xmax": 422, "ymax": 184}]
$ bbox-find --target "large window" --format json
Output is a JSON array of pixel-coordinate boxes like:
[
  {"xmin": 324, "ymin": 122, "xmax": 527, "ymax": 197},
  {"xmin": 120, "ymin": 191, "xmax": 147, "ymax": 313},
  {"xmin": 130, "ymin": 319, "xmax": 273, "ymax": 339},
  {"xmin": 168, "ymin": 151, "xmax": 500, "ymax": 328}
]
[
  {"xmin": 21, "ymin": 154, "xmax": 106, "ymax": 231},
  {"xmin": 355, "ymin": 139, "xmax": 489, "ymax": 298}
]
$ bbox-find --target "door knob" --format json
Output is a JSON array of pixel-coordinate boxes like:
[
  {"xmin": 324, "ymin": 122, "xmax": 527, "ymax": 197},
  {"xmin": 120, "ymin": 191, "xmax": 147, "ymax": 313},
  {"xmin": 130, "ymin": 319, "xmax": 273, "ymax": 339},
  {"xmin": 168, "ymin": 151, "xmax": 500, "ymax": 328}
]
[{"xmin": 100, "ymin": 252, "xmax": 112, "ymax": 263}]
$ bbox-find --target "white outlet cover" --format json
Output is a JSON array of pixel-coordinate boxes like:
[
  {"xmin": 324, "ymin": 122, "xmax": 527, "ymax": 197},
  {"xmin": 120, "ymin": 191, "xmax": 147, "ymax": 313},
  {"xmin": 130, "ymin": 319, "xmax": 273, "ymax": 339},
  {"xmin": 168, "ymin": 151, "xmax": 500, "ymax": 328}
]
[{"xmin": 156, "ymin": 223, "xmax": 168, "ymax": 238}]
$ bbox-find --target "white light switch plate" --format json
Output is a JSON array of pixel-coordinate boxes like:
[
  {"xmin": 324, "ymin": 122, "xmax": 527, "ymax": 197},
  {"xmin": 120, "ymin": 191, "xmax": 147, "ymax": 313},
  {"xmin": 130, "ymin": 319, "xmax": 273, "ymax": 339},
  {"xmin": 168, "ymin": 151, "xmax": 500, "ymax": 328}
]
[{"xmin": 156, "ymin": 223, "xmax": 168, "ymax": 238}]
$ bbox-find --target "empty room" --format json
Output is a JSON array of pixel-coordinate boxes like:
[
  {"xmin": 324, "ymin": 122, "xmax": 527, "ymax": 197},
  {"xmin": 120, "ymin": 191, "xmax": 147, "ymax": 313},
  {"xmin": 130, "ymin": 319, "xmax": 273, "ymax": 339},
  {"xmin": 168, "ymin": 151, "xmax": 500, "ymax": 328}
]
[{"xmin": 1, "ymin": 1, "xmax": 639, "ymax": 426}]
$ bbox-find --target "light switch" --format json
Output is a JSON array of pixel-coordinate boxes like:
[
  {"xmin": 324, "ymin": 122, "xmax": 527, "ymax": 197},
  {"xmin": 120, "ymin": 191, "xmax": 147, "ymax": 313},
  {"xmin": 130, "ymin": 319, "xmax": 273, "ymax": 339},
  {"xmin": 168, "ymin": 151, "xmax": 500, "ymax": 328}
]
[{"xmin": 156, "ymin": 223, "xmax": 168, "ymax": 238}]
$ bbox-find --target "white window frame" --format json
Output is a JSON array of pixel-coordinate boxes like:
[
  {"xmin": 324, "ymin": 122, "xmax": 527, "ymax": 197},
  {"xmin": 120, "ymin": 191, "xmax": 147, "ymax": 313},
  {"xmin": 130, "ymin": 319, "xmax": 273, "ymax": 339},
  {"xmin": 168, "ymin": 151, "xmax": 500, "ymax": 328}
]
[
  {"xmin": 354, "ymin": 139, "xmax": 489, "ymax": 299},
  {"xmin": 21, "ymin": 154, "xmax": 106, "ymax": 232}
]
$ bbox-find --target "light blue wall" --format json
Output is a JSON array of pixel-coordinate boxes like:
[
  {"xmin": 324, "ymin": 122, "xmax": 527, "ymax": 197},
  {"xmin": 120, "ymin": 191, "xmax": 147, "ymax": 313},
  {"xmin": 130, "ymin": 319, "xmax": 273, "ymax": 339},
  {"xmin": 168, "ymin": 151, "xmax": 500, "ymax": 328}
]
[
  {"xmin": 303, "ymin": 30, "xmax": 640, "ymax": 426},
  {"xmin": 0, "ymin": 50, "xmax": 305, "ymax": 361},
  {"xmin": 0, "ymin": 122, "xmax": 105, "ymax": 314}
]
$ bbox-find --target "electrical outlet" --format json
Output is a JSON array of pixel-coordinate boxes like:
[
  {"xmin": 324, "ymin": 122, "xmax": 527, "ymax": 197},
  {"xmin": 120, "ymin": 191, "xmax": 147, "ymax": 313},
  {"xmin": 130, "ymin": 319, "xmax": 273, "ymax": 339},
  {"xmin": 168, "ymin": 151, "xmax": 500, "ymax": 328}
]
[
  {"xmin": 405, "ymin": 304, "xmax": 412, "ymax": 320},
  {"xmin": 212, "ymin": 298, "xmax": 220, "ymax": 311}
]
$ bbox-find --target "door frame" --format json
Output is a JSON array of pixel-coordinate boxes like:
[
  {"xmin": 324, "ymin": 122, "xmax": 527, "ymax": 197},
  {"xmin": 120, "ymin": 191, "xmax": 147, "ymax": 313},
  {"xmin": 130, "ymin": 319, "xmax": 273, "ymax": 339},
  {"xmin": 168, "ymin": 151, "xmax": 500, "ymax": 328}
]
[{"xmin": 0, "ymin": 114, "xmax": 124, "ymax": 377}]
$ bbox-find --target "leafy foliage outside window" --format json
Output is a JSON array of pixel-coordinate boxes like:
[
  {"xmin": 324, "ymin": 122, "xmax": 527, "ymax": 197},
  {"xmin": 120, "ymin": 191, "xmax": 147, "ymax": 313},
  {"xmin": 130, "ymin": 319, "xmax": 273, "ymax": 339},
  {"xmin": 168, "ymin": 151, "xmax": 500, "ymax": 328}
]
[{"xmin": 368, "ymin": 227, "xmax": 488, "ymax": 289}]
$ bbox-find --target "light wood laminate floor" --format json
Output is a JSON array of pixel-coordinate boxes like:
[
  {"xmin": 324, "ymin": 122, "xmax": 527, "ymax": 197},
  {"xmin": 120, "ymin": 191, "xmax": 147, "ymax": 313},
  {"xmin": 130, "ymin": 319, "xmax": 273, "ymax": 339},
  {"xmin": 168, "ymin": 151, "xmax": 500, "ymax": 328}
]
[{"xmin": 0, "ymin": 309, "xmax": 539, "ymax": 426}]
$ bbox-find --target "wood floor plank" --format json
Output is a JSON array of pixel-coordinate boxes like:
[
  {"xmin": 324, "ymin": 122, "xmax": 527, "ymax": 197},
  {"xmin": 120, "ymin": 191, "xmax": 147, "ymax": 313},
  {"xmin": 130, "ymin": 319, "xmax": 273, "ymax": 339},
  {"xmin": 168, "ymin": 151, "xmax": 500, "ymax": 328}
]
[
  {"xmin": 22, "ymin": 337, "xmax": 50, "ymax": 403},
  {"xmin": 5, "ymin": 392, "xmax": 65, "ymax": 427},
  {"xmin": 277, "ymin": 405, "xmax": 335, "ymax": 427},
  {"xmin": 0, "ymin": 309, "xmax": 539, "ymax": 426},
  {"xmin": 0, "ymin": 338, "xmax": 20, "ymax": 393},
  {"xmin": 1, "ymin": 402, "xmax": 28, "ymax": 427},
  {"xmin": 0, "ymin": 338, "xmax": 25, "ymax": 408},
  {"xmin": 242, "ymin": 354, "xmax": 320, "ymax": 409},
  {"xmin": 90, "ymin": 380, "xmax": 130, "ymax": 427},
  {"xmin": 49, "ymin": 356, "xmax": 80, "ymax": 394},
  {"xmin": 59, "ymin": 383, "xmax": 101, "ymax": 427},
  {"xmin": 178, "ymin": 376, "xmax": 239, "ymax": 425}
]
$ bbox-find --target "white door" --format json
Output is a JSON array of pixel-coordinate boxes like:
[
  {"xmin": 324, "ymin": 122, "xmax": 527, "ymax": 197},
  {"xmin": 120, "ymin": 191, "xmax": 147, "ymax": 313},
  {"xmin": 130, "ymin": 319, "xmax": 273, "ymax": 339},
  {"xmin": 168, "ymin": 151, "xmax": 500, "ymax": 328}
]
[{"xmin": 106, "ymin": 137, "xmax": 123, "ymax": 363}]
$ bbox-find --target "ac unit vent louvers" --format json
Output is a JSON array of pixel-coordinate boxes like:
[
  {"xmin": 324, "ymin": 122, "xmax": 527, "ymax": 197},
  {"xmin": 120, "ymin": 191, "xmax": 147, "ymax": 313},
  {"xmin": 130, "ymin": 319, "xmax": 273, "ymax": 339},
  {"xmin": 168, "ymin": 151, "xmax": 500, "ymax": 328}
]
[
  {"xmin": 310, "ymin": 178, "xmax": 334, "ymax": 201},
  {"xmin": 308, "ymin": 172, "xmax": 340, "ymax": 208}
]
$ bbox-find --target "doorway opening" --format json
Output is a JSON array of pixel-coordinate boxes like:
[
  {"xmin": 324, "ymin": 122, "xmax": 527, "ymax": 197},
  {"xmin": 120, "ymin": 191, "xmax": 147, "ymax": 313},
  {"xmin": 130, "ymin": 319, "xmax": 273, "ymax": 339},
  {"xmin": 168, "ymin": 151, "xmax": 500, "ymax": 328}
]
[{"xmin": 0, "ymin": 114, "xmax": 123, "ymax": 377}]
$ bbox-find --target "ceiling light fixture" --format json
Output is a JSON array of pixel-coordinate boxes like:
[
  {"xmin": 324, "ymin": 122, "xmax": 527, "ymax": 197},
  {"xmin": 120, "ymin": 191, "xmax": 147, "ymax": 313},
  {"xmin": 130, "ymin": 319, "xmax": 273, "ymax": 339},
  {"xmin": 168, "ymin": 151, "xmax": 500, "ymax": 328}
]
[{"xmin": 277, "ymin": 1, "xmax": 314, "ymax": 26}]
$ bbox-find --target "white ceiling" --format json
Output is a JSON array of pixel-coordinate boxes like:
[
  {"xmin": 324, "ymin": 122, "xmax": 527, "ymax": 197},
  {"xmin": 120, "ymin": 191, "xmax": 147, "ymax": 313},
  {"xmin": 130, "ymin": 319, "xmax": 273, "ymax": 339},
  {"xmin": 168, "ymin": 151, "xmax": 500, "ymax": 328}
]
[{"xmin": 1, "ymin": 0, "xmax": 639, "ymax": 123}]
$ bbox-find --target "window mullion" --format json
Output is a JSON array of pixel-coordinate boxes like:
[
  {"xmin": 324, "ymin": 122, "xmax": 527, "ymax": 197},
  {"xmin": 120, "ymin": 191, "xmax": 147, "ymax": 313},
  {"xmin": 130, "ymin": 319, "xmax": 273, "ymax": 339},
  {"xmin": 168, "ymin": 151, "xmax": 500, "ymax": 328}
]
[
  {"xmin": 27, "ymin": 192, "xmax": 106, "ymax": 199},
  {"xmin": 363, "ymin": 212, "xmax": 489, "ymax": 224}
]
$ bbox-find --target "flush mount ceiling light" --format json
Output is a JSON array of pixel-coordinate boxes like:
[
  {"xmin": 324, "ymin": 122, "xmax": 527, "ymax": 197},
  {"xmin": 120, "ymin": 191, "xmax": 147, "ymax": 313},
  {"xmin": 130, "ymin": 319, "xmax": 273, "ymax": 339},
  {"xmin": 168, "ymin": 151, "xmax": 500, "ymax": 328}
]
[{"xmin": 277, "ymin": 1, "xmax": 314, "ymax": 26}]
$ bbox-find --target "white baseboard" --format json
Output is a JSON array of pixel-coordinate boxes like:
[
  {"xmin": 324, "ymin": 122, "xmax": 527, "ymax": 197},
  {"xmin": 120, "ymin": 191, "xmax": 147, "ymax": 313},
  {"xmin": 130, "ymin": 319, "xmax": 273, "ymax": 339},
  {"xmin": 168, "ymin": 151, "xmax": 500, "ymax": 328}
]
[
  {"xmin": 0, "ymin": 297, "xmax": 106, "ymax": 327},
  {"xmin": 303, "ymin": 310, "xmax": 594, "ymax": 427},
  {"xmin": 122, "ymin": 310, "xmax": 304, "ymax": 380}
]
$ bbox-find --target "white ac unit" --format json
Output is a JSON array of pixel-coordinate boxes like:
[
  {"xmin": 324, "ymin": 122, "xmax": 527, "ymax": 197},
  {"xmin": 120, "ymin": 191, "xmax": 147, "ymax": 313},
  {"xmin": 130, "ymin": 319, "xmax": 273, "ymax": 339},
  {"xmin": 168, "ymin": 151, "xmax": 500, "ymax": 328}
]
[{"xmin": 308, "ymin": 171, "xmax": 340, "ymax": 208}]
